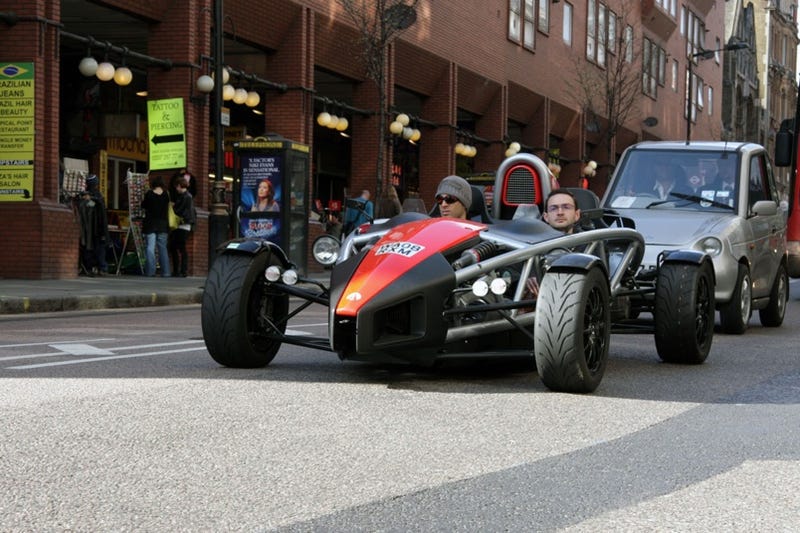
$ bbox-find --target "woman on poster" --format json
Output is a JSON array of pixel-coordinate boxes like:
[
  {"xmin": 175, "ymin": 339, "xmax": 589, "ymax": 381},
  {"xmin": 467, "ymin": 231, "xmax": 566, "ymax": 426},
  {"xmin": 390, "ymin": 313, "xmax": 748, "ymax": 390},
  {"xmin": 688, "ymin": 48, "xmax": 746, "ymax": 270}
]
[{"xmin": 252, "ymin": 178, "xmax": 280, "ymax": 212}]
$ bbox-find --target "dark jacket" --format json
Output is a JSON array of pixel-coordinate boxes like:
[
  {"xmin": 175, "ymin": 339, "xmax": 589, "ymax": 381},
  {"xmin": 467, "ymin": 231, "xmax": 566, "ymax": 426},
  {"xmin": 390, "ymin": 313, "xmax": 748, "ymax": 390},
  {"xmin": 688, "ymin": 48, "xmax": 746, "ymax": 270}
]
[
  {"xmin": 141, "ymin": 189, "xmax": 170, "ymax": 234},
  {"xmin": 173, "ymin": 190, "xmax": 196, "ymax": 226},
  {"xmin": 78, "ymin": 189, "xmax": 109, "ymax": 249}
]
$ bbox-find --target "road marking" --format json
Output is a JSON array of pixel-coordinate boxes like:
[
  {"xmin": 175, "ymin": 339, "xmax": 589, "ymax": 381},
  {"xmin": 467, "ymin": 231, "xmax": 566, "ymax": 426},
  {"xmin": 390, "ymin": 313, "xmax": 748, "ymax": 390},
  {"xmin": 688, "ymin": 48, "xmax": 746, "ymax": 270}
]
[
  {"xmin": 0, "ymin": 338, "xmax": 115, "ymax": 348},
  {"xmin": 0, "ymin": 340, "xmax": 206, "ymax": 363},
  {"xmin": 8, "ymin": 346, "xmax": 205, "ymax": 370},
  {"xmin": 49, "ymin": 343, "xmax": 114, "ymax": 356}
]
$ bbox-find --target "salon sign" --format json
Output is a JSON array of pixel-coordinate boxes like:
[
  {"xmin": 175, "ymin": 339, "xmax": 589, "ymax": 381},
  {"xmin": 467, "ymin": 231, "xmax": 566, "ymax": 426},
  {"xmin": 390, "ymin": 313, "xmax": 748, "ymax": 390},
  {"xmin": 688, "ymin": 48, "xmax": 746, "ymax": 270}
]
[
  {"xmin": 0, "ymin": 63, "xmax": 34, "ymax": 202},
  {"xmin": 147, "ymin": 97, "xmax": 187, "ymax": 170}
]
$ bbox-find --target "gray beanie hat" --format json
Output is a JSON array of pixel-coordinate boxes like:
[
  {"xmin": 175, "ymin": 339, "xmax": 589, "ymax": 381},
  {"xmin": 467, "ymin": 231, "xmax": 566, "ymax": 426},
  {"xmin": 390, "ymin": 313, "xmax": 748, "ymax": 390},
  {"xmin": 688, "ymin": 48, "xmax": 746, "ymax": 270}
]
[{"xmin": 436, "ymin": 175, "xmax": 472, "ymax": 208}]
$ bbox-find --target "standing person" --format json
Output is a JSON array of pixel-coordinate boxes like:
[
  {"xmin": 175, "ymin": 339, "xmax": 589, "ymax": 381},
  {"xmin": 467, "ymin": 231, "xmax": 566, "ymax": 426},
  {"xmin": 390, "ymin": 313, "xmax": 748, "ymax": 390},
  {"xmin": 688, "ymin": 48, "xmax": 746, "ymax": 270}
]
[
  {"xmin": 542, "ymin": 189, "xmax": 582, "ymax": 234},
  {"xmin": 78, "ymin": 174, "xmax": 110, "ymax": 276},
  {"xmin": 377, "ymin": 185, "xmax": 403, "ymax": 218},
  {"xmin": 343, "ymin": 189, "xmax": 373, "ymax": 234},
  {"xmin": 168, "ymin": 177, "xmax": 196, "ymax": 277},
  {"xmin": 141, "ymin": 175, "xmax": 171, "ymax": 277},
  {"xmin": 253, "ymin": 178, "xmax": 280, "ymax": 212},
  {"xmin": 434, "ymin": 175, "xmax": 472, "ymax": 220}
]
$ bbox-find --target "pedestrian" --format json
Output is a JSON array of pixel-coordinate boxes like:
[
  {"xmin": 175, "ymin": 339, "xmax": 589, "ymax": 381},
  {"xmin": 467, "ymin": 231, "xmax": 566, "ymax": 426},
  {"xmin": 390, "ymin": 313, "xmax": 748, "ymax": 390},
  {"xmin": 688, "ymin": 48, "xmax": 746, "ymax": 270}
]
[
  {"xmin": 78, "ymin": 174, "xmax": 110, "ymax": 276},
  {"xmin": 141, "ymin": 175, "xmax": 171, "ymax": 277},
  {"xmin": 168, "ymin": 177, "xmax": 196, "ymax": 277},
  {"xmin": 434, "ymin": 175, "xmax": 472, "ymax": 220},
  {"xmin": 376, "ymin": 185, "xmax": 403, "ymax": 218},
  {"xmin": 343, "ymin": 189, "xmax": 373, "ymax": 234}
]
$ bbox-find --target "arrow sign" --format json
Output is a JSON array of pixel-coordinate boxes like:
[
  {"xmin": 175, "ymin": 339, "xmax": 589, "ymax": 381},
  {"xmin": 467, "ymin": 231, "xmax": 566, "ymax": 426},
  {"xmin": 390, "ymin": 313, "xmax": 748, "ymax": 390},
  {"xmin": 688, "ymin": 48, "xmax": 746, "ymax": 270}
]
[
  {"xmin": 147, "ymin": 98, "xmax": 187, "ymax": 170},
  {"xmin": 151, "ymin": 133, "xmax": 185, "ymax": 144}
]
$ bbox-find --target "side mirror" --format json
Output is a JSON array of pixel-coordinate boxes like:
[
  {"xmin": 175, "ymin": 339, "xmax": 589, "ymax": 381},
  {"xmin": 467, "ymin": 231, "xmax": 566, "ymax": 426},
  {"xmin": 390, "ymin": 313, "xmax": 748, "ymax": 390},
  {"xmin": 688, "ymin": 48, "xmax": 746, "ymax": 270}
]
[
  {"xmin": 774, "ymin": 125, "xmax": 793, "ymax": 167},
  {"xmin": 751, "ymin": 200, "xmax": 778, "ymax": 217}
]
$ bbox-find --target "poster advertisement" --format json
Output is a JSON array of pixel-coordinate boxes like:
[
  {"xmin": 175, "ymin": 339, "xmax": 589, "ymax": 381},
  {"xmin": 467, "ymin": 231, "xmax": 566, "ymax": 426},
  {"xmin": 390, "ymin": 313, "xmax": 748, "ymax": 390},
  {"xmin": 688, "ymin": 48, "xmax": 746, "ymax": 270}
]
[
  {"xmin": 0, "ymin": 63, "xmax": 34, "ymax": 202},
  {"xmin": 239, "ymin": 153, "xmax": 282, "ymax": 213},
  {"xmin": 239, "ymin": 216, "xmax": 282, "ymax": 240}
]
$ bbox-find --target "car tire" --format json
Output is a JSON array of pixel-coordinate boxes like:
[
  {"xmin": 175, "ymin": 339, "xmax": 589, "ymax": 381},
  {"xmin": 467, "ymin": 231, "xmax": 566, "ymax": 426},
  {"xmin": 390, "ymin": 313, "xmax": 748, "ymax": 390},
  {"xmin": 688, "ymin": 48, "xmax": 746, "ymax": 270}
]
[
  {"xmin": 534, "ymin": 267, "xmax": 610, "ymax": 393},
  {"xmin": 202, "ymin": 252, "xmax": 288, "ymax": 368},
  {"xmin": 759, "ymin": 263, "xmax": 788, "ymax": 327},
  {"xmin": 654, "ymin": 260, "xmax": 715, "ymax": 364},
  {"xmin": 719, "ymin": 263, "xmax": 752, "ymax": 334}
]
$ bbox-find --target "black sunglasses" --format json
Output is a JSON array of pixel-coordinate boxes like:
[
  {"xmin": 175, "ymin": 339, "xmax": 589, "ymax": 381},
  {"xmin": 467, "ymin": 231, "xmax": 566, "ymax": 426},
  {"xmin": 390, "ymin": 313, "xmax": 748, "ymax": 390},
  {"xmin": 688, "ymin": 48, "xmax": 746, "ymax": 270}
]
[{"xmin": 436, "ymin": 195, "xmax": 459, "ymax": 205}]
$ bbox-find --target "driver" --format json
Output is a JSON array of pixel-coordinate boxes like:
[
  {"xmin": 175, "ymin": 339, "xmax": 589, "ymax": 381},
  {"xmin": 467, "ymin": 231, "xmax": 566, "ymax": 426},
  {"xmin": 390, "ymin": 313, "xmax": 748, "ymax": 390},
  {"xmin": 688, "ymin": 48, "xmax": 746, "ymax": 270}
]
[{"xmin": 434, "ymin": 175, "xmax": 472, "ymax": 219}]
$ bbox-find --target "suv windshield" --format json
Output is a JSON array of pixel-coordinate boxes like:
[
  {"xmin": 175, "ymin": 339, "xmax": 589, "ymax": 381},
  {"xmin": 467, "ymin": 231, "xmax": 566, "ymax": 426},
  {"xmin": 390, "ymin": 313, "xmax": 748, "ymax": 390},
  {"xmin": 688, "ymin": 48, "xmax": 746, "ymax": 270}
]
[{"xmin": 604, "ymin": 149, "xmax": 738, "ymax": 212}]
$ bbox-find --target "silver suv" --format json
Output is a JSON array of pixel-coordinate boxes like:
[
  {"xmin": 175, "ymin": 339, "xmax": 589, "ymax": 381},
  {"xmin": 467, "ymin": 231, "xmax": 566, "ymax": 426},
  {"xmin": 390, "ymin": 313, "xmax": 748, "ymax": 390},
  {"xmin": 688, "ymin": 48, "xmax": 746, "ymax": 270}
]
[{"xmin": 602, "ymin": 141, "xmax": 788, "ymax": 334}]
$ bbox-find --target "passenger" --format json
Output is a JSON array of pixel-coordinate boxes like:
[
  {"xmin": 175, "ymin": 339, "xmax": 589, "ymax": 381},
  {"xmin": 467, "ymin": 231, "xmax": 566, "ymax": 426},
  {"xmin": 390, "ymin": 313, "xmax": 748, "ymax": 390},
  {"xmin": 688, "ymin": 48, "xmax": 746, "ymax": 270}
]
[
  {"xmin": 542, "ymin": 189, "xmax": 582, "ymax": 234},
  {"xmin": 434, "ymin": 175, "xmax": 472, "ymax": 220},
  {"xmin": 652, "ymin": 160, "xmax": 687, "ymax": 200}
]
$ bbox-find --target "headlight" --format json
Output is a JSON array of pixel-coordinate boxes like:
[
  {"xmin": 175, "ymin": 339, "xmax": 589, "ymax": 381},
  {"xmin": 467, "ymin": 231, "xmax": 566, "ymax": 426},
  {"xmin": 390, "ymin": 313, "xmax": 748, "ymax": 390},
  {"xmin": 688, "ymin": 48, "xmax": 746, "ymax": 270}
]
[
  {"xmin": 699, "ymin": 237, "xmax": 723, "ymax": 257},
  {"xmin": 265, "ymin": 265, "xmax": 282, "ymax": 282},
  {"xmin": 281, "ymin": 269, "xmax": 299, "ymax": 285}
]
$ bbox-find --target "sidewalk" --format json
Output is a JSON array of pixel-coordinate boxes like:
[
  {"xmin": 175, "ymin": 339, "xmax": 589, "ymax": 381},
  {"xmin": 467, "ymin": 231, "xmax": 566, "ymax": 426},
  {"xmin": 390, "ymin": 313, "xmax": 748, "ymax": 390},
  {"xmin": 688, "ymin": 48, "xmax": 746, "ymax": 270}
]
[{"xmin": 0, "ymin": 275, "xmax": 206, "ymax": 315}]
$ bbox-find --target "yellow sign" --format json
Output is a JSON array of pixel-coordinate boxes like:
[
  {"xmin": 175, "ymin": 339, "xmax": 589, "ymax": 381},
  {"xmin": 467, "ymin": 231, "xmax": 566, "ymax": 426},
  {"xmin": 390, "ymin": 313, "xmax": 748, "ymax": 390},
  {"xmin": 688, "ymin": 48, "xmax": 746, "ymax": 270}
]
[
  {"xmin": 147, "ymin": 98, "xmax": 186, "ymax": 170},
  {"xmin": 0, "ymin": 63, "xmax": 34, "ymax": 202}
]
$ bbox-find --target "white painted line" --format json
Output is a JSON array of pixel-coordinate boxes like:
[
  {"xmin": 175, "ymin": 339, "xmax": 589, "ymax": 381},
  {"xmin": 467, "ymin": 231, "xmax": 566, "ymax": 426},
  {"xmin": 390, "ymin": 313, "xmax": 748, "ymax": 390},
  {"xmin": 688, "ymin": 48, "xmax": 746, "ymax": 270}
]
[
  {"xmin": 0, "ymin": 340, "xmax": 205, "ymax": 363},
  {"xmin": 0, "ymin": 338, "xmax": 115, "ymax": 349},
  {"xmin": 49, "ymin": 343, "xmax": 114, "ymax": 356},
  {"xmin": 8, "ymin": 346, "xmax": 205, "ymax": 370}
]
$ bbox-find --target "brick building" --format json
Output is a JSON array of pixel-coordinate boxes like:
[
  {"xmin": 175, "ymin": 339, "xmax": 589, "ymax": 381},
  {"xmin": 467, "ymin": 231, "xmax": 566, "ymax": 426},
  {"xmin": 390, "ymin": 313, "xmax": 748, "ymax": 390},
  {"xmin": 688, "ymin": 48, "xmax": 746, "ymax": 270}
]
[{"xmin": 0, "ymin": 0, "xmax": 735, "ymax": 279}]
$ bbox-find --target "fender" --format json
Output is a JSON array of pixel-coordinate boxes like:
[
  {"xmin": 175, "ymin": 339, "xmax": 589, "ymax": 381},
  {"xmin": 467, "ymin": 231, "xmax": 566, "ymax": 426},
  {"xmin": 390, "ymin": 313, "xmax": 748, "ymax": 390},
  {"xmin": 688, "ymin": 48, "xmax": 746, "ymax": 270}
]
[
  {"xmin": 217, "ymin": 238, "xmax": 292, "ymax": 267},
  {"xmin": 660, "ymin": 249, "xmax": 708, "ymax": 266},
  {"xmin": 548, "ymin": 252, "xmax": 609, "ymax": 277}
]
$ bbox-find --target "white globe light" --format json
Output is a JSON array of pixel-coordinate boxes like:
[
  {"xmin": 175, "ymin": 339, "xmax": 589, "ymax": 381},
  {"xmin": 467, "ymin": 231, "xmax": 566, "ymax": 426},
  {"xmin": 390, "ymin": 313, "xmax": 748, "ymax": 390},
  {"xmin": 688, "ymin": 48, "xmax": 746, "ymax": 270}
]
[
  {"xmin": 211, "ymin": 67, "xmax": 230, "ymax": 84},
  {"xmin": 78, "ymin": 56, "xmax": 98, "ymax": 77},
  {"xmin": 327, "ymin": 115, "xmax": 340, "ymax": 129},
  {"xmin": 505, "ymin": 148, "xmax": 514, "ymax": 158},
  {"xmin": 396, "ymin": 113, "xmax": 410, "ymax": 126},
  {"xmin": 245, "ymin": 91, "xmax": 260, "ymax": 107},
  {"xmin": 95, "ymin": 62, "xmax": 115, "ymax": 81},
  {"xmin": 389, "ymin": 120, "xmax": 404, "ymax": 135},
  {"xmin": 196, "ymin": 75, "xmax": 214, "ymax": 93},
  {"xmin": 113, "ymin": 66, "xmax": 133, "ymax": 86},
  {"xmin": 335, "ymin": 117, "xmax": 349, "ymax": 131},
  {"xmin": 410, "ymin": 128, "xmax": 421, "ymax": 142},
  {"xmin": 233, "ymin": 88, "xmax": 248, "ymax": 104},
  {"xmin": 317, "ymin": 112, "xmax": 331, "ymax": 126},
  {"xmin": 222, "ymin": 84, "xmax": 235, "ymax": 101},
  {"xmin": 454, "ymin": 143, "xmax": 465, "ymax": 155},
  {"xmin": 509, "ymin": 141, "xmax": 521, "ymax": 153},
  {"xmin": 402, "ymin": 127, "xmax": 413, "ymax": 139},
  {"xmin": 589, "ymin": 160, "xmax": 598, "ymax": 169}
]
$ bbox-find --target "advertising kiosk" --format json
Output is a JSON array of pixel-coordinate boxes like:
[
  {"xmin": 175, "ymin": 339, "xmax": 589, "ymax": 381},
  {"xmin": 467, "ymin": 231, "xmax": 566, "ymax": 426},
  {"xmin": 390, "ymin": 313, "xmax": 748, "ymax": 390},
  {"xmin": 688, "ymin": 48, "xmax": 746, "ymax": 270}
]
[{"xmin": 233, "ymin": 137, "xmax": 310, "ymax": 274}]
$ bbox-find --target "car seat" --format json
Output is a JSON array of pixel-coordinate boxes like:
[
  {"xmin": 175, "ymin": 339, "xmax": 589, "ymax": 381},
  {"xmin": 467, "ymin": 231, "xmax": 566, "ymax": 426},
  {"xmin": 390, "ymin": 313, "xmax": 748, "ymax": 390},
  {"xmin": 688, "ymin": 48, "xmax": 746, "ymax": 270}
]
[{"xmin": 562, "ymin": 187, "xmax": 607, "ymax": 229}]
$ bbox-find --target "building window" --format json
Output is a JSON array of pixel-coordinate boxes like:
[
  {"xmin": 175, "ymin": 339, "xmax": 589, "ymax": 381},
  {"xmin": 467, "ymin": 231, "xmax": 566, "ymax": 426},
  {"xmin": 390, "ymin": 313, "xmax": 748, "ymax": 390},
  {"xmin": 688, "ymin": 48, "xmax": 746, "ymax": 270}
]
[
  {"xmin": 624, "ymin": 25, "xmax": 633, "ymax": 63},
  {"xmin": 524, "ymin": 0, "xmax": 535, "ymax": 49},
  {"xmin": 538, "ymin": 0, "xmax": 549, "ymax": 32},
  {"xmin": 587, "ymin": 0, "xmax": 616, "ymax": 66},
  {"xmin": 642, "ymin": 38, "xmax": 665, "ymax": 98},
  {"xmin": 672, "ymin": 59, "xmax": 678, "ymax": 91},
  {"xmin": 684, "ymin": 9, "xmax": 705, "ymax": 58},
  {"xmin": 563, "ymin": 3, "xmax": 573, "ymax": 45},
  {"xmin": 509, "ymin": 0, "xmax": 521, "ymax": 42},
  {"xmin": 686, "ymin": 69, "xmax": 704, "ymax": 122},
  {"xmin": 509, "ymin": 0, "xmax": 536, "ymax": 50},
  {"xmin": 707, "ymin": 86, "xmax": 713, "ymax": 116},
  {"xmin": 714, "ymin": 37, "xmax": 721, "ymax": 64}
]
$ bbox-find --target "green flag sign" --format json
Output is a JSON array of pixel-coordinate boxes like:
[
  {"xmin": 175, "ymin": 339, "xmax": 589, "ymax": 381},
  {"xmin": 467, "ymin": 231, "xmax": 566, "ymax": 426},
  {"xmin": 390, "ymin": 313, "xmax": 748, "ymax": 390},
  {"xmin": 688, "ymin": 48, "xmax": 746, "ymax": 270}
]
[{"xmin": 147, "ymin": 98, "xmax": 186, "ymax": 170}]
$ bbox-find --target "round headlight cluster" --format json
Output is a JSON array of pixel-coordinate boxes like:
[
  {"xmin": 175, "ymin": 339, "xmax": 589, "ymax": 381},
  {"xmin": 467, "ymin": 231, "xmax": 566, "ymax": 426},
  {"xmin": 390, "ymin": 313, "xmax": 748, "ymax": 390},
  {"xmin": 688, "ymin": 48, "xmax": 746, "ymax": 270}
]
[{"xmin": 700, "ymin": 237, "xmax": 723, "ymax": 257}]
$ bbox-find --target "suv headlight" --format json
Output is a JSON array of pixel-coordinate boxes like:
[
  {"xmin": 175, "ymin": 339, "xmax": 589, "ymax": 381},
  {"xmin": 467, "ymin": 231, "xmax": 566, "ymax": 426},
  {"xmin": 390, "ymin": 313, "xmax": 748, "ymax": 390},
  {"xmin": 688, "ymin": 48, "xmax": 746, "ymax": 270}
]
[{"xmin": 699, "ymin": 237, "xmax": 723, "ymax": 257}]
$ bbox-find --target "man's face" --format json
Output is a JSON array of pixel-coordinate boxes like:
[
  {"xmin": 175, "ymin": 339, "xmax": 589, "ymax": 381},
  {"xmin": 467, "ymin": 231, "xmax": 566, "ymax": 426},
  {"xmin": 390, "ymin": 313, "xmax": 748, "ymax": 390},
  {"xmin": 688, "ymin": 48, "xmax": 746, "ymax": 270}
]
[
  {"xmin": 543, "ymin": 193, "xmax": 580, "ymax": 232},
  {"xmin": 437, "ymin": 194, "xmax": 467, "ymax": 219}
]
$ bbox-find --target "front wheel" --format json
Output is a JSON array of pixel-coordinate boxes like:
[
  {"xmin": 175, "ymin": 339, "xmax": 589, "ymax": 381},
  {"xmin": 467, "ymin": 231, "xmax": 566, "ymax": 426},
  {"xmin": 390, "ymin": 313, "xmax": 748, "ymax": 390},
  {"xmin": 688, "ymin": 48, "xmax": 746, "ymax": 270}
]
[
  {"xmin": 312, "ymin": 234, "xmax": 341, "ymax": 267},
  {"xmin": 202, "ymin": 252, "xmax": 289, "ymax": 367},
  {"xmin": 654, "ymin": 260, "xmax": 715, "ymax": 364},
  {"xmin": 719, "ymin": 263, "xmax": 751, "ymax": 334},
  {"xmin": 534, "ymin": 267, "xmax": 610, "ymax": 393},
  {"xmin": 759, "ymin": 264, "xmax": 788, "ymax": 327}
]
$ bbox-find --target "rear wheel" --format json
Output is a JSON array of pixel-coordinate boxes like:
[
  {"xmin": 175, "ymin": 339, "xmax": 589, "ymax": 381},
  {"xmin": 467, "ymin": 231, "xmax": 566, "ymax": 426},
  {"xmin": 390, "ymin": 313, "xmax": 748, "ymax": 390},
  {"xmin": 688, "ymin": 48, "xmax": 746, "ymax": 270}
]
[
  {"xmin": 534, "ymin": 267, "xmax": 610, "ymax": 393},
  {"xmin": 759, "ymin": 264, "xmax": 788, "ymax": 327},
  {"xmin": 719, "ymin": 263, "xmax": 751, "ymax": 334},
  {"xmin": 202, "ymin": 252, "xmax": 289, "ymax": 367},
  {"xmin": 654, "ymin": 261, "xmax": 715, "ymax": 364}
]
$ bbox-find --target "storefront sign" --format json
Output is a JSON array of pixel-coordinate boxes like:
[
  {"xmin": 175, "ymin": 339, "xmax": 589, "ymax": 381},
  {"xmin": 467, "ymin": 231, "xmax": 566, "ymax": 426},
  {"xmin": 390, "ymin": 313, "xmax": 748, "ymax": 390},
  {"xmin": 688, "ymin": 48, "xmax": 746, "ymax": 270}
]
[
  {"xmin": 0, "ymin": 63, "xmax": 34, "ymax": 202},
  {"xmin": 146, "ymin": 98, "xmax": 186, "ymax": 170}
]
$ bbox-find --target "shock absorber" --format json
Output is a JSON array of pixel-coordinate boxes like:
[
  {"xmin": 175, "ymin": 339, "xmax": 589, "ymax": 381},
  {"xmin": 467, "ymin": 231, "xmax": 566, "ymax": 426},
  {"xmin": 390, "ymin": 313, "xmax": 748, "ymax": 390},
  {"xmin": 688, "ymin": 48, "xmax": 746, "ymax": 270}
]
[{"xmin": 451, "ymin": 241, "xmax": 498, "ymax": 270}]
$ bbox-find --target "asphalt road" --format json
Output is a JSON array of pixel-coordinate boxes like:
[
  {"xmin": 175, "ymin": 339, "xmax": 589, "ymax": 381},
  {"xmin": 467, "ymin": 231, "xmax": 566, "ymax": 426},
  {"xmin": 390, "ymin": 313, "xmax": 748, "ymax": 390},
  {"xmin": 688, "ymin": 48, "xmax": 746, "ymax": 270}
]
[{"xmin": 1, "ymin": 285, "xmax": 799, "ymax": 531}]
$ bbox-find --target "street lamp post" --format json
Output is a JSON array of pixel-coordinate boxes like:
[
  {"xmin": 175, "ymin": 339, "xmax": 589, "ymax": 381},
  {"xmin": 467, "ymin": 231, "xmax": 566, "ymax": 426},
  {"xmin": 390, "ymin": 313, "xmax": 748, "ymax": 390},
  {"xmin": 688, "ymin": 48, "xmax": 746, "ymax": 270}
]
[
  {"xmin": 686, "ymin": 41, "xmax": 749, "ymax": 144},
  {"xmin": 209, "ymin": 0, "xmax": 229, "ymax": 266}
]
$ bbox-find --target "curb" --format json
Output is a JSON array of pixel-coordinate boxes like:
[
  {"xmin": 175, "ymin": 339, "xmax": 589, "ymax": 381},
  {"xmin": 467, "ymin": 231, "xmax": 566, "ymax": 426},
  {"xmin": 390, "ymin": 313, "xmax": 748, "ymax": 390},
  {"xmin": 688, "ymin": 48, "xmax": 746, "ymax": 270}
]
[{"xmin": 0, "ymin": 290, "xmax": 204, "ymax": 315}]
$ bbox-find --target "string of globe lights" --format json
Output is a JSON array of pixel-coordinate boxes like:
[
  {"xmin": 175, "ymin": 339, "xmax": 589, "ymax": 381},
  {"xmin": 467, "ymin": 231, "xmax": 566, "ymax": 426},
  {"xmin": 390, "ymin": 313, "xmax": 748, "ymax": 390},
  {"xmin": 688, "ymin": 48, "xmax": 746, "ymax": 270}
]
[
  {"xmin": 75, "ymin": 36, "xmax": 171, "ymax": 87},
  {"xmin": 454, "ymin": 130, "xmax": 479, "ymax": 158},
  {"xmin": 388, "ymin": 113, "xmax": 422, "ymax": 143},
  {"xmin": 195, "ymin": 62, "xmax": 288, "ymax": 109},
  {"xmin": 314, "ymin": 97, "xmax": 373, "ymax": 136}
]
